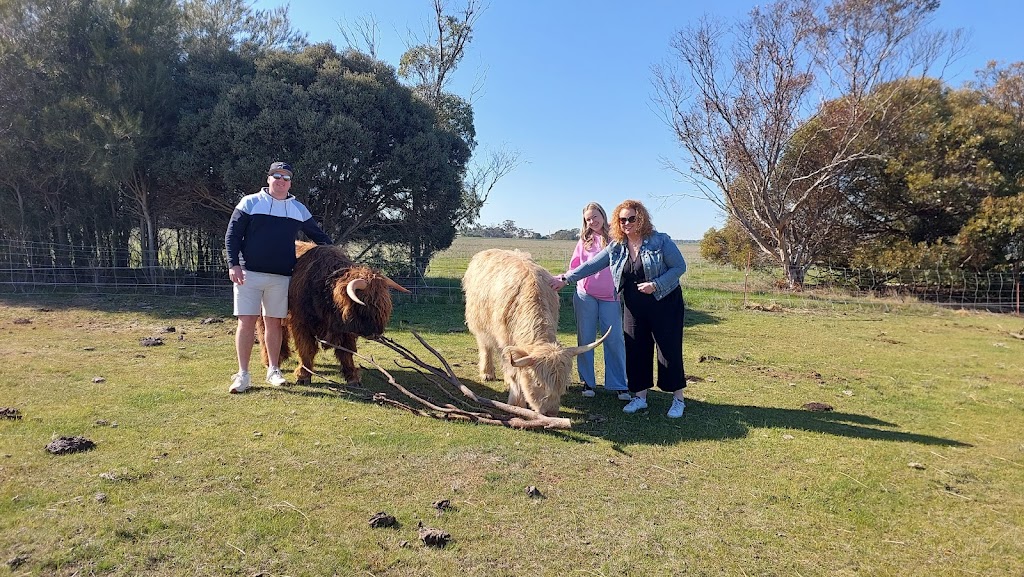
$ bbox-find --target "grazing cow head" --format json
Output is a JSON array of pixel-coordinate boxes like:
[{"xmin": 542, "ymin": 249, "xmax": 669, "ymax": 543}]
[{"xmin": 501, "ymin": 328, "xmax": 611, "ymax": 416}]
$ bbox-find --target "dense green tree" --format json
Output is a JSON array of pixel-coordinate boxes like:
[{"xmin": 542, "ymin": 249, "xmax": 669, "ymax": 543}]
[
  {"xmin": 699, "ymin": 221, "xmax": 775, "ymax": 270},
  {"xmin": 833, "ymin": 78, "xmax": 1024, "ymax": 268},
  {"xmin": 548, "ymin": 229, "xmax": 580, "ymax": 241},
  {"xmin": 180, "ymin": 43, "xmax": 470, "ymax": 269},
  {"xmin": 0, "ymin": 0, "xmax": 126, "ymax": 261},
  {"xmin": 85, "ymin": 0, "xmax": 183, "ymax": 271},
  {"xmin": 956, "ymin": 194, "xmax": 1024, "ymax": 271}
]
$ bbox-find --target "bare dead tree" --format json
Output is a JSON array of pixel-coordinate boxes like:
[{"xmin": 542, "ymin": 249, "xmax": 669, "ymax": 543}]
[
  {"xmin": 454, "ymin": 146, "xmax": 522, "ymax": 229},
  {"xmin": 336, "ymin": 13, "xmax": 381, "ymax": 59},
  {"xmin": 399, "ymin": 0, "xmax": 483, "ymax": 108},
  {"xmin": 971, "ymin": 60, "xmax": 1024, "ymax": 126},
  {"xmin": 653, "ymin": 0, "xmax": 965, "ymax": 287},
  {"xmin": 317, "ymin": 333, "xmax": 572, "ymax": 430}
]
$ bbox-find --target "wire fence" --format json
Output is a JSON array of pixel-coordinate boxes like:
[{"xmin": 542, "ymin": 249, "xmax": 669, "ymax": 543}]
[{"xmin": 1, "ymin": 238, "xmax": 1020, "ymax": 314}]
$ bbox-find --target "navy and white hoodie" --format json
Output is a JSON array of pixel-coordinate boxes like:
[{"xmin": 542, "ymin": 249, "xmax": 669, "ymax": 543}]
[{"xmin": 225, "ymin": 188, "xmax": 332, "ymax": 277}]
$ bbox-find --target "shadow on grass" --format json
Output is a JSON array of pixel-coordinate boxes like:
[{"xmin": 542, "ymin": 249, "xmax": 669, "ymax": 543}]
[
  {"xmin": 258, "ymin": 360, "xmax": 969, "ymax": 449},
  {"xmin": 0, "ymin": 292, "xmax": 229, "ymax": 320},
  {"xmin": 563, "ymin": 394, "xmax": 971, "ymax": 448}
]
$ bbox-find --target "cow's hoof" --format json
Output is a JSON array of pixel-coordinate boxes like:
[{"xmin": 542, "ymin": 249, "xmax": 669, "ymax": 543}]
[
  {"xmin": 481, "ymin": 373, "xmax": 495, "ymax": 381},
  {"xmin": 295, "ymin": 377, "xmax": 311, "ymax": 386}
]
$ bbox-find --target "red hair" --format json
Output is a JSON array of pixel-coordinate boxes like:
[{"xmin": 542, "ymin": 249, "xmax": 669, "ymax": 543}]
[{"xmin": 610, "ymin": 200, "xmax": 654, "ymax": 242}]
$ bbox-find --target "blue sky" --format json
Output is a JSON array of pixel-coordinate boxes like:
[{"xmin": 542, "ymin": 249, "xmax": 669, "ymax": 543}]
[{"xmin": 253, "ymin": 0, "xmax": 1024, "ymax": 240}]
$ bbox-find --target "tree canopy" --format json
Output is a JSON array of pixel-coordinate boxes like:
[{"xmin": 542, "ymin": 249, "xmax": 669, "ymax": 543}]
[
  {"xmin": 0, "ymin": 0, "xmax": 488, "ymax": 276},
  {"xmin": 654, "ymin": 0, "xmax": 967, "ymax": 285}
]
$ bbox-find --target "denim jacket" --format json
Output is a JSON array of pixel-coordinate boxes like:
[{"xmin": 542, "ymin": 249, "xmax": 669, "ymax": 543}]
[{"xmin": 563, "ymin": 231, "xmax": 686, "ymax": 301}]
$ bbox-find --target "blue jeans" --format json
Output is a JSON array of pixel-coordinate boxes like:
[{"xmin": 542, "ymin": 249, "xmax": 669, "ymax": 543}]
[{"xmin": 573, "ymin": 291, "xmax": 628, "ymax": 391}]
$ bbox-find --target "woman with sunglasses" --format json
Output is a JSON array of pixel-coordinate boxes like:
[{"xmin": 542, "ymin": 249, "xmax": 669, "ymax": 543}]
[
  {"xmin": 225, "ymin": 161, "xmax": 333, "ymax": 394},
  {"xmin": 551, "ymin": 200, "xmax": 688, "ymax": 418}
]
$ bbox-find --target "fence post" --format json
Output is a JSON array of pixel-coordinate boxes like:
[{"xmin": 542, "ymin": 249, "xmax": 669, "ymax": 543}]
[{"xmin": 1015, "ymin": 262, "xmax": 1020, "ymax": 315}]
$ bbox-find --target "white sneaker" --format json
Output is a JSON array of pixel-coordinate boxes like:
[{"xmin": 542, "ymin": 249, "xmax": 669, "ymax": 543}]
[
  {"xmin": 229, "ymin": 372, "xmax": 250, "ymax": 394},
  {"xmin": 622, "ymin": 396, "xmax": 648, "ymax": 414},
  {"xmin": 667, "ymin": 397, "xmax": 686, "ymax": 419},
  {"xmin": 582, "ymin": 386, "xmax": 596, "ymax": 398},
  {"xmin": 266, "ymin": 367, "xmax": 287, "ymax": 387},
  {"xmin": 615, "ymin": 391, "xmax": 633, "ymax": 401}
]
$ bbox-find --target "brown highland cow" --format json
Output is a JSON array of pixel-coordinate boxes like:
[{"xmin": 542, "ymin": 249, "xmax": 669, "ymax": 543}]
[{"xmin": 260, "ymin": 241, "xmax": 409, "ymax": 384}]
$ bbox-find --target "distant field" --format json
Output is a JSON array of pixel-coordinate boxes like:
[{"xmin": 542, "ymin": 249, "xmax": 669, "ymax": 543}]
[
  {"xmin": 429, "ymin": 237, "xmax": 705, "ymax": 279},
  {"xmin": 416, "ymin": 237, "xmax": 886, "ymax": 313}
]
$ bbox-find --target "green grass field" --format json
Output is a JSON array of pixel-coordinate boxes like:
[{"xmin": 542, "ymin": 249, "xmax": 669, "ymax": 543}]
[{"xmin": 1, "ymin": 256, "xmax": 1022, "ymax": 575}]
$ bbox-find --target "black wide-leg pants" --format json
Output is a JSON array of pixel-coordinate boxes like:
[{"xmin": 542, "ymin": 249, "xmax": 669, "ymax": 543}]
[{"xmin": 622, "ymin": 286, "xmax": 686, "ymax": 394}]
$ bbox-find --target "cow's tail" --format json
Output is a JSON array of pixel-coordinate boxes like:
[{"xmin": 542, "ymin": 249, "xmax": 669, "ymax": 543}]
[
  {"xmin": 279, "ymin": 317, "xmax": 292, "ymax": 361},
  {"xmin": 256, "ymin": 316, "xmax": 293, "ymax": 366}
]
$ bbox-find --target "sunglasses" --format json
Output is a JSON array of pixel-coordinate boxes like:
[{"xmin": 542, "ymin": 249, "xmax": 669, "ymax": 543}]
[
  {"xmin": 270, "ymin": 173, "xmax": 292, "ymax": 181},
  {"xmin": 618, "ymin": 215, "xmax": 637, "ymax": 224}
]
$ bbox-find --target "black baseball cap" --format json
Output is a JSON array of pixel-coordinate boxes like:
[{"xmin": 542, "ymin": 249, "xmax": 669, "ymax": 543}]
[{"xmin": 268, "ymin": 161, "xmax": 293, "ymax": 176}]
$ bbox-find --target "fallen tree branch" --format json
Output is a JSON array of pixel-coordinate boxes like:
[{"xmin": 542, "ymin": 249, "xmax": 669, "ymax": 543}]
[{"xmin": 316, "ymin": 335, "xmax": 572, "ymax": 430}]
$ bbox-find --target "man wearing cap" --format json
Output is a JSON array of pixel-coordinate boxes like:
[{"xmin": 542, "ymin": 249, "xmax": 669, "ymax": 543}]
[{"xmin": 224, "ymin": 161, "xmax": 333, "ymax": 393}]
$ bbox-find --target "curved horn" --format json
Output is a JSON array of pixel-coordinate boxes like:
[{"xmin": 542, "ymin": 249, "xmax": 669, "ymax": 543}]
[
  {"xmin": 566, "ymin": 326, "xmax": 613, "ymax": 357},
  {"xmin": 346, "ymin": 278, "xmax": 368, "ymax": 306},
  {"xmin": 508, "ymin": 347, "xmax": 537, "ymax": 368},
  {"xmin": 381, "ymin": 274, "xmax": 411, "ymax": 293}
]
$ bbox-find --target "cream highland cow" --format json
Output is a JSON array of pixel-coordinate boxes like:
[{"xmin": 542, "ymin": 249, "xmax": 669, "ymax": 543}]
[{"xmin": 462, "ymin": 249, "xmax": 609, "ymax": 416}]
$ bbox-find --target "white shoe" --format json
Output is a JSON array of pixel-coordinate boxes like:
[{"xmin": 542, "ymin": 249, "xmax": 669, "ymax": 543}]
[
  {"xmin": 582, "ymin": 386, "xmax": 596, "ymax": 398},
  {"xmin": 622, "ymin": 396, "xmax": 648, "ymax": 414},
  {"xmin": 266, "ymin": 367, "xmax": 287, "ymax": 387},
  {"xmin": 667, "ymin": 397, "xmax": 686, "ymax": 419},
  {"xmin": 229, "ymin": 372, "xmax": 250, "ymax": 394},
  {"xmin": 615, "ymin": 391, "xmax": 633, "ymax": 401}
]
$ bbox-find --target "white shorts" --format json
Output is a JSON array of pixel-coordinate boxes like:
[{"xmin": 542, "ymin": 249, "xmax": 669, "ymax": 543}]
[{"xmin": 233, "ymin": 270, "xmax": 290, "ymax": 318}]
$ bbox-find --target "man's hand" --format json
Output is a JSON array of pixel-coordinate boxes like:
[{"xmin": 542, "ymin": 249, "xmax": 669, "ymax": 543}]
[{"xmin": 229, "ymin": 265, "xmax": 245, "ymax": 285}]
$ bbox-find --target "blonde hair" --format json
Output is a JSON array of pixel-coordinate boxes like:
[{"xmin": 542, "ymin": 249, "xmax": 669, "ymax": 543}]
[
  {"xmin": 610, "ymin": 199, "xmax": 654, "ymax": 243},
  {"xmin": 579, "ymin": 202, "xmax": 610, "ymax": 250}
]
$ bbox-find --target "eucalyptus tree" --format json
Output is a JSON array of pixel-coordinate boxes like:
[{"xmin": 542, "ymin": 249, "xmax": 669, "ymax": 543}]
[
  {"xmin": 653, "ymin": 0, "xmax": 964, "ymax": 287},
  {"xmin": 397, "ymin": 0, "xmax": 519, "ymax": 257}
]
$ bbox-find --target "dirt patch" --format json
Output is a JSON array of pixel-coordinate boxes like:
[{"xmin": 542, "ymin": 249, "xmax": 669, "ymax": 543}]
[
  {"xmin": 417, "ymin": 522, "xmax": 451, "ymax": 547},
  {"xmin": 6, "ymin": 554, "xmax": 29, "ymax": 570},
  {"xmin": 802, "ymin": 402, "xmax": 834, "ymax": 412},
  {"xmin": 745, "ymin": 302, "xmax": 784, "ymax": 312},
  {"xmin": 0, "ymin": 407, "xmax": 22, "ymax": 420},
  {"xmin": 12, "ymin": 318, "xmax": 31, "ymax": 324},
  {"xmin": 432, "ymin": 499, "xmax": 454, "ymax": 515},
  {"xmin": 46, "ymin": 436, "xmax": 96, "ymax": 455},
  {"xmin": 140, "ymin": 337, "xmax": 164, "ymax": 346},
  {"xmin": 368, "ymin": 511, "xmax": 397, "ymax": 528}
]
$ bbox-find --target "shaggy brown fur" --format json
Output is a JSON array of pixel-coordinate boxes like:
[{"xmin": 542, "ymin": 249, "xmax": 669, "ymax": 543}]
[
  {"xmin": 259, "ymin": 241, "xmax": 407, "ymax": 384},
  {"xmin": 462, "ymin": 249, "xmax": 607, "ymax": 416}
]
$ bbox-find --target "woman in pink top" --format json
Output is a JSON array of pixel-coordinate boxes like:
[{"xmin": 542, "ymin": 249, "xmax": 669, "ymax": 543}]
[{"xmin": 568, "ymin": 202, "xmax": 630, "ymax": 400}]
